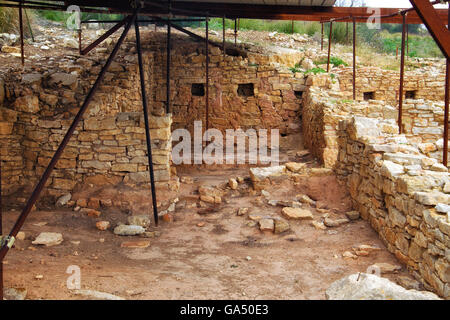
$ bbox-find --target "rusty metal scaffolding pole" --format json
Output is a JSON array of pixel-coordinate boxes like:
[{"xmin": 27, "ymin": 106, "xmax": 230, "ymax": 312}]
[
  {"xmin": 81, "ymin": 16, "xmax": 130, "ymax": 55},
  {"xmin": 0, "ymin": 13, "xmax": 137, "ymax": 263},
  {"xmin": 206, "ymin": 15, "xmax": 210, "ymax": 131},
  {"xmin": 321, "ymin": 22, "xmax": 324, "ymax": 51},
  {"xmin": 166, "ymin": 16, "xmax": 171, "ymax": 114},
  {"xmin": 353, "ymin": 17, "xmax": 356, "ymax": 101},
  {"xmin": 444, "ymin": 3, "xmax": 450, "ymax": 166},
  {"xmin": 19, "ymin": 1, "xmax": 24, "ymax": 66},
  {"xmin": 327, "ymin": 21, "xmax": 333, "ymax": 73},
  {"xmin": 78, "ymin": 28, "xmax": 82, "ymax": 55},
  {"xmin": 135, "ymin": 20, "xmax": 159, "ymax": 227},
  {"xmin": 444, "ymin": 60, "xmax": 449, "ymax": 166},
  {"xmin": 0, "ymin": 159, "xmax": 3, "ymax": 301},
  {"xmin": 398, "ymin": 13, "xmax": 407, "ymax": 134}
]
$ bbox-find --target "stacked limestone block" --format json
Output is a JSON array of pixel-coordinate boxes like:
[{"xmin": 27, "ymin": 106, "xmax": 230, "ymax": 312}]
[
  {"xmin": 0, "ymin": 78, "xmax": 24, "ymax": 195},
  {"xmin": 335, "ymin": 116, "xmax": 450, "ymax": 298},
  {"xmin": 146, "ymin": 34, "xmax": 316, "ymax": 137},
  {"xmin": 1, "ymin": 46, "xmax": 173, "ymax": 201},
  {"xmin": 302, "ymin": 87, "xmax": 448, "ymax": 169},
  {"xmin": 337, "ymin": 66, "xmax": 446, "ymax": 104},
  {"xmin": 302, "ymin": 87, "xmax": 397, "ymax": 168}
]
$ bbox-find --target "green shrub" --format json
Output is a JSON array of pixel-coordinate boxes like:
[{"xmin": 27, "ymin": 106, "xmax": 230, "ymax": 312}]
[
  {"xmin": 304, "ymin": 67, "xmax": 326, "ymax": 75},
  {"xmin": 314, "ymin": 56, "xmax": 348, "ymax": 67},
  {"xmin": 36, "ymin": 9, "xmax": 123, "ymax": 27}
]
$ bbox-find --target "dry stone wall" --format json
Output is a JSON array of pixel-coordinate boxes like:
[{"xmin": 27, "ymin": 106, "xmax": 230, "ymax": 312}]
[
  {"xmin": 147, "ymin": 33, "xmax": 325, "ymax": 137},
  {"xmin": 302, "ymin": 87, "xmax": 448, "ymax": 168},
  {"xmin": 0, "ymin": 47, "xmax": 173, "ymax": 201},
  {"xmin": 337, "ymin": 67, "xmax": 446, "ymax": 104},
  {"xmin": 335, "ymin": 116, "xmax": 449, "ymax": 298}
]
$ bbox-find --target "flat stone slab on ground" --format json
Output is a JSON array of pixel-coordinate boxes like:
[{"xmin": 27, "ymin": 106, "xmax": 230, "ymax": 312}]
[
  {"xmin": 32, "ymin": 232, "xmax": 63, "ymax": 246},
  {"xmin": 120, "ymin": 240, "xmax": 150, "ymax": 248},
  {"xmin": 370, "ymin": 262, "xmax": 402, "ymax": 274},
  {"xmin": 113, "ymin": 225, "xmax": 145, "ymax": 236},
  {"xmin": 326, "ymin": 273, "xmax": 440, "ymax": 300},
  {"xmin": 281, "ymin": 207, "xmax": 313, "ymax": 220}
]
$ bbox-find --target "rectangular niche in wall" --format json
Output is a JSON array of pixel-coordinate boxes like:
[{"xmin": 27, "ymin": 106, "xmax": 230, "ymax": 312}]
[
  {"xmin": 191, "ymin": 83, "xmax": 205, "ymax": 96},
  {"xmin": 238, "ymin": 83, "xmax": 255, "ymax": 97},
  {"xmin": 294, "ymin": 91, "xmax": 304, "ymax": 99},
  {"xmin": 363, "ymin": 91, "xmax": 375, "ymax": 101},
  {"xmin": 405, "ymin": 90, "xmax": 417, "ymax": 99}
]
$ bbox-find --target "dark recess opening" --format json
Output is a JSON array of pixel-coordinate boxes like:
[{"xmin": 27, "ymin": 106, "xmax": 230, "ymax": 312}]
[
  {"xmin": 191, "ymin": 83, "xmax": 205, "ymax": 96},
  {"xmin": 226, "ymin": 48, "xmax": 248, "ymax": 58},
  {"xmin": 363, "ymin": 92, "xmax": 375, "ymax": 101},
  {"xmin": 238, "ymin": 83, "xmax": 254, "ymax": 97},
  {"xmin": 294, "ymin": 91, "xmax": 304, "ymax": 99},
  {"xmin": 405, "ymin": 90, "xmax": 417, "ymax": 99}
]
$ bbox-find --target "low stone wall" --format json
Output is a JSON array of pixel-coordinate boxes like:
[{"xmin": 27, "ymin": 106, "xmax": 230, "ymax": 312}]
[
  {"xmin": 0, "ymin": 47, "xmax": 173, "ymax": 201},
  {"xmin": 302, "ymin": 87, "xmax": 448, "ymax": 168},
  {"xmin": 335, "ymin": 116, "xmax": 449, "ymax": 298},
  {"xmin": 302, "ymin": 87, "xmax": 397, "ymax": 168},
  {"xmin": 148, "ymin": 33, "xmax": 324, "ymax": 136},
  {"xmin": 337, "ymin": 66, "xmax": 446, "ymax": 104}
]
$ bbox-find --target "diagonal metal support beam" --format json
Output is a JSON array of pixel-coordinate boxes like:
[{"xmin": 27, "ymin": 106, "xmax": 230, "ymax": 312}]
[
  {"xmin": 81, "ymin": 15, "xmax": 131, "ymax": 55},
  {"xmin": 409, "ymin": 0, "xmax": 450, "ymax": 60},
  {"xmin": 134, "ymin": 20, "xmax": 160, "ymax": 226},
  {"xmin": 0, "ymin": 13, "xmax": 137, "ymax": 263}
]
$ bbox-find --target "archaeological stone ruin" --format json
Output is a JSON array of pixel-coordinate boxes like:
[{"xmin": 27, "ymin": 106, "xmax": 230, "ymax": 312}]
[{"xmin": 0, "ymin": 0, "xmax": 449, "ymax": 302}]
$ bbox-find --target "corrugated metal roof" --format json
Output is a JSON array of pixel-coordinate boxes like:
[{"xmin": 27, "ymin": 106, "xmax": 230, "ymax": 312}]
[{"xmin": 174, "ymin": 0, "xmax": 336, "ymax": 6}]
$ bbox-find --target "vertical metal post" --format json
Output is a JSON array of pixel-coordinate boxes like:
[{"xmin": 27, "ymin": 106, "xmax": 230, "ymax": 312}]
[
  {"xmin": 135, "ymin": 20, "xmax": 159, "ymax": 226},
  {"xmin": 353, "ymin": 17, "xmax": 356, "ymax": 101},
  {"xmin": 78, "ymin": 29, "xmax": 82, "ymax": 55},
  {"xmin": 206, "ymin": 15, "xmax": 210, "ymax": 131},
  {"xmin": 19, "ymin": 1, "xmax": 24, "ymax": 66},
  {"xmin": 166, "ymin": 15, "xmax": 171, "ymax": 114},
  {"xmin": 398, "ymin": 13, "xmax": 407, "ymax": 134},
  {"xmin": 321, "ymin": 22, "xmax": 324, "ymax": 51},
  {"xmin": 223, "ymin": 15, "xmax": 226, "ymax": 57},
  {"xmin": 444, "ymin": 60, "xmax": 449, "ymax": 166},
  {"xmin": 0, "ymin": 158, "xmax": 3, "ymax": 301},
  {"xmin": 327, "ymin": 21, "xmax": 333, "ymax": 73},
  {"xmin": 0, "ymin": 14, "xmax": 136, "ymax": 263},
  {"xmin": 444, "ymin": 3, "xmax": 449, "ymax": 166},
  {"xmin": 291, "ymin": 20, "xmax": 294, "ymax": 34}
]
